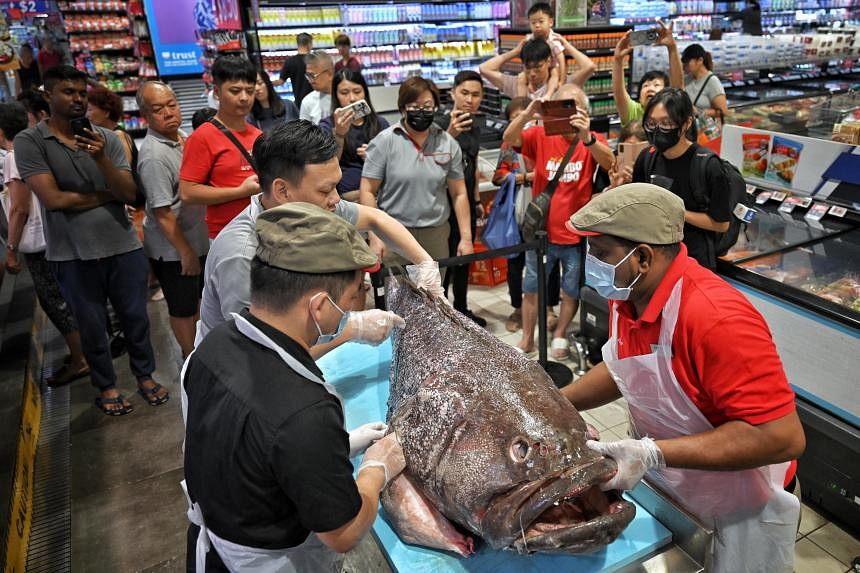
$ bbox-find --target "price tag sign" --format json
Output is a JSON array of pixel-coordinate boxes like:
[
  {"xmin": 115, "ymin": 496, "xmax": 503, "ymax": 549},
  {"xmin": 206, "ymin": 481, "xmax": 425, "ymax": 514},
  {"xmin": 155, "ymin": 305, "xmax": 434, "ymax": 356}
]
[
  {"xmin": 829, "ymin": 205, "xmax": 847, "ymax": 218},
  {"xmin": 771, "ymin": 191, "xmax": 787, "ymax": 202},
  {"xmin": 0, "ymin": 0, "xmax": 48, "ymax": 17}
]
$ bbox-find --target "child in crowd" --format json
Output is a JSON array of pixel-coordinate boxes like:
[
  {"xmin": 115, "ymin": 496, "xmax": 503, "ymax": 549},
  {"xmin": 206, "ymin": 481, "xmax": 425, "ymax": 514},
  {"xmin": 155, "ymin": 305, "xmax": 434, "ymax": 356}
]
[
  {"xmin": 612, "ymin": 19, "xmax": 683, "ymax": 128},
  {"xmin": 517, "ymin": 2, "xmax": 566, "ymax": 97}
]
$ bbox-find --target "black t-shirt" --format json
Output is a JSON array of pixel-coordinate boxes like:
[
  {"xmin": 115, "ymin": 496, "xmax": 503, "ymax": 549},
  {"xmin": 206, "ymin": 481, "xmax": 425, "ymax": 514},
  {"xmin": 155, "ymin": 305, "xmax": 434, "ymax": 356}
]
[
  {"xmin": 279, "ymin": 54, "xmax": 313, "ymax": 108},
  {"xmin": 434, "ymin": 110, "xmax": 481, "ymax": 199},
  {"xmin": 633, "ymin": 144, "xmax": 731, "ymax": 269},
  {"xmin": 183, "ymin": 310, "xmax": 362, "ymax": 550}
]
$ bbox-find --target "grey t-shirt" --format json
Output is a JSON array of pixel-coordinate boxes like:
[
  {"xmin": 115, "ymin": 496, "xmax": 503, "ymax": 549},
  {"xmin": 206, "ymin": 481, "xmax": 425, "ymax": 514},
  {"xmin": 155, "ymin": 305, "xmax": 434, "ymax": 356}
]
[
  {"xmin": 195, "ymin": 195, "xmax": 359, "ymax": 344},
  {"xmin": 361, "ymin": 123, "xmax": 464, "ymax": 228},
  {"xmin": 685, "ymin": 74, "xmax": 725, "ymax": 110},
  {"xmin": 139, "ymin": 129, "xmax": 209, "ymax": 261},
  {"xmin": 14, "ymin": 120, "xmax": 139, "ymax": 262}
]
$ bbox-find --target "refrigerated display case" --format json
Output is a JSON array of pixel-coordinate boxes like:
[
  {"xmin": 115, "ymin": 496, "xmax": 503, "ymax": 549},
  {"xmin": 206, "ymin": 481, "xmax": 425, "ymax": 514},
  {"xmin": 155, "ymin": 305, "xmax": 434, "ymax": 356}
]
[
  {"xmin": 717, "ymin": 204, "xmax": 860, "ymax": 535},
  {"xmin": 729, "ymin": 89, "xmax": 831, "ymax": 136}
]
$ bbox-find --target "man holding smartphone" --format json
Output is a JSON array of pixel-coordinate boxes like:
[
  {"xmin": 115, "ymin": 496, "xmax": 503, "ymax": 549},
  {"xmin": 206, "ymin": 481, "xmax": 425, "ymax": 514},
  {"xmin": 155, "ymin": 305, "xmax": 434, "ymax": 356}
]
[
  {"xmin": 15, "ymin": 65, "xmax": 165, "ymax": 415},
  {"xmin": 502, "ymin": 84, "xmax": 614, "ymax": 357},
  {"xmin": 434, "ymin": 70, "xmax": 487, "ymax": 327}
]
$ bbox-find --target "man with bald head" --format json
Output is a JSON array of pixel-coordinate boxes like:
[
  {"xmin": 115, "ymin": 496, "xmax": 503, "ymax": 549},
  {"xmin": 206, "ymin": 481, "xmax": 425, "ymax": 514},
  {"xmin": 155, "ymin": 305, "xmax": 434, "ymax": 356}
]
[
  {"xmin": 502, "ymin": 84, "xmax": 614, "ymax": 357},
  {"xmin": 137, "ymin": 80, "xmax": 209, "ymax": 358}
]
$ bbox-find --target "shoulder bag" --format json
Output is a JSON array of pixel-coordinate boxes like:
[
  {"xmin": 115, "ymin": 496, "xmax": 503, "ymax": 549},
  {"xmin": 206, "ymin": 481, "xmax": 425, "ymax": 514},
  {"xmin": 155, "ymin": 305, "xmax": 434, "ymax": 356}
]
[
  {"xmin": 209, "ymin": 118, "xmax": 258, "ymax": 173},
  {"xmin": 520, "ymin": 140, "xmax": 577, "ymax": 242}
]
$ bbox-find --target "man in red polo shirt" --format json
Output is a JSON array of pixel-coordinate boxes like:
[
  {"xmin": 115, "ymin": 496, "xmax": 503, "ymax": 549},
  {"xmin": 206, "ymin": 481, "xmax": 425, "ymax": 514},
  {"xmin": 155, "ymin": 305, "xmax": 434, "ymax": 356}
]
[
  {"xmin": 179, "ymin": 56, "xmax": 262, "ymax": 239},
  {"xmin": 563, "ymin": 183, "xmax": 804, "ymax": 573},
  {"xmin": 502, "ymin": 84, "xmax": 614, "ymax": 356}
]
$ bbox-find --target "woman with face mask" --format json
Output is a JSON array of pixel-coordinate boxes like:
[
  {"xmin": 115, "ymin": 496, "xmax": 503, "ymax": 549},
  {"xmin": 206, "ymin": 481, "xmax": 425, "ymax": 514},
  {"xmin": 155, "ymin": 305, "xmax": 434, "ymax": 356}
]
[
  {"xmin": 359, "ymin": 77, "xmax": 474, "ymax": 276},
  {"xmin": 632, "ymin": 88, "xmax": 731, "ymax": 269}
]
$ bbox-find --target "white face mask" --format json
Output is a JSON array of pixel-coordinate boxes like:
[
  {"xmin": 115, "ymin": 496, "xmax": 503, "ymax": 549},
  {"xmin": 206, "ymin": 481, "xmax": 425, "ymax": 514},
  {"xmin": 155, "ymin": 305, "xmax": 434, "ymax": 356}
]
[
  {"xmin": 584, "ymin": 246, "xmax": 642, "ymax": 301},
  {"xmin": 309, "ymin": 292, "xmax": 348, "ymax": 344}
]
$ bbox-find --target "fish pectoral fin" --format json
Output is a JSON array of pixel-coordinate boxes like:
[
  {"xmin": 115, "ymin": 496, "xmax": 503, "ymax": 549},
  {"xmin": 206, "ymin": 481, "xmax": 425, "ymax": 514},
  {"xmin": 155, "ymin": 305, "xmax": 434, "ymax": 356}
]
[{"xmin": 381, "ymin": 473, "xmax": 476, "ymax": 558}]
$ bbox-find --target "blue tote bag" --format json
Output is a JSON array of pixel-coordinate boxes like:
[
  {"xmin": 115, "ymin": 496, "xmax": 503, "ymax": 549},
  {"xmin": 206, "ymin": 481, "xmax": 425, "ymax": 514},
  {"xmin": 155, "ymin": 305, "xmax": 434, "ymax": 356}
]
[{"xmin": 481, "ymin": 173, "xmax": 521, "ymax": 258}]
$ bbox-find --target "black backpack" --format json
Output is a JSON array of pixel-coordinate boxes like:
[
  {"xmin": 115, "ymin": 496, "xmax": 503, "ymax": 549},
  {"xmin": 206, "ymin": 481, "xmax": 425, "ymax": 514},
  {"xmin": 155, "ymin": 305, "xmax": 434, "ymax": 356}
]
[{"xmin": 645, "ymin": 146, "xmax": 751, "ymax": 257}]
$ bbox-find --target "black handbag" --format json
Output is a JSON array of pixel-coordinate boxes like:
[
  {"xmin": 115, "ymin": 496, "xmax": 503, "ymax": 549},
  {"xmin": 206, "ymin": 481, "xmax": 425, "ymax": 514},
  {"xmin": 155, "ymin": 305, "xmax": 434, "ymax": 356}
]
[{"xmin": 520, "ymin": 140, "xmax": 578, "ymax": 242}]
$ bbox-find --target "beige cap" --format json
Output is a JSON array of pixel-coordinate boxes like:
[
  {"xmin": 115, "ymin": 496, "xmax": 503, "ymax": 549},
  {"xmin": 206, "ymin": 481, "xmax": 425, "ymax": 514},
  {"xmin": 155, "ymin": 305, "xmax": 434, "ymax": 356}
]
[
  {"xmin": 255, "ymin": 202, "xmax": 380, "ymax": 273},
  {"xmin": 566, "ymin": 183, "xmax": 685, "ymax": 244}
]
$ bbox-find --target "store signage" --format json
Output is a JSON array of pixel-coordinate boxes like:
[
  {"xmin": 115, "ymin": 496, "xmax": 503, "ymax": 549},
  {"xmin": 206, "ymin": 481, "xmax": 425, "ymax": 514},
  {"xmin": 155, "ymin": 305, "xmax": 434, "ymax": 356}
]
[
  {"xmin": 0, "ymin": 0, "xmax": 49, "ymax": 18},
  {"xmin": 142, "ymin": 0, "xmax": 203, "ymax": 77}
]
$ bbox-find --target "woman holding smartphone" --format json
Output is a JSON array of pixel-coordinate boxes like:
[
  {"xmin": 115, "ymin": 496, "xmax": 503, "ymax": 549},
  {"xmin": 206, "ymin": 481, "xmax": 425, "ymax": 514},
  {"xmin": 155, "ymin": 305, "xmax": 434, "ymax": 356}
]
[{"xmin": 319, "ymin": 69, "xmax": 388, "ymax": 200}]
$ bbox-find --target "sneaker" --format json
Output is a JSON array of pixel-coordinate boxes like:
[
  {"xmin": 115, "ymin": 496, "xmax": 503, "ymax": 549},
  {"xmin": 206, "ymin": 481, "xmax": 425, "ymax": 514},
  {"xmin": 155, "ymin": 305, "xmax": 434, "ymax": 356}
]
[
  {"xmin": 546, "ymin": 308, "xmax": 559, "ymax": 331},
  {"xmin": 460, "ymin": 309, "xmax": 487, "ymax": 328},
  {"xmin": 150, "ymin": 288, "xmax": 164, "ymax": 302},
  {"xmin": 505, "ymin": 309, "xmax": 522, "ymax": 332}
]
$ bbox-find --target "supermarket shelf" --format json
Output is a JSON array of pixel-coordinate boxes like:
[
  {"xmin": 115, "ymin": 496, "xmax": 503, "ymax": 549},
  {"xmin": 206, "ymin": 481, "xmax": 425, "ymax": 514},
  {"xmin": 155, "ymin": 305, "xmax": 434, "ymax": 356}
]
[
  {"xmin": 588, "ymin": 92, "xmax": 616, "ymax": 100},
  {"xmin": 72, "ymin": 47, "xmax": 135, "ymax": 53},
  {"xmin": 60, "ymin": 6, "xmax": 126, "ymax": 12},
  {"xmin": 259, "ymin": 37, "xmax": 497, "ymax": 52},
  {"xmin": 257, "ymin": 17, "xmax": 508, "ymax": 30}
]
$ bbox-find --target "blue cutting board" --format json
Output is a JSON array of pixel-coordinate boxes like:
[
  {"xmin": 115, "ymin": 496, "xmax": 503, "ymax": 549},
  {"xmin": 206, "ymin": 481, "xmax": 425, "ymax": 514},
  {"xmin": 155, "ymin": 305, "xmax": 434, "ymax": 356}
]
[{"xmin": 318, "ymin": 341, "xmax": 672, "ymax": 573}]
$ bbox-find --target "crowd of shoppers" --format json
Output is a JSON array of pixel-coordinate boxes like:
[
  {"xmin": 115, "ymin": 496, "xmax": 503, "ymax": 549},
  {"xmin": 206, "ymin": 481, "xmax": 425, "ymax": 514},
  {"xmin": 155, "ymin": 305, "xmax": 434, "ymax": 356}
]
[{"xmin": 0, "ymin": 18, "xmax": 738, "ymax": 406}]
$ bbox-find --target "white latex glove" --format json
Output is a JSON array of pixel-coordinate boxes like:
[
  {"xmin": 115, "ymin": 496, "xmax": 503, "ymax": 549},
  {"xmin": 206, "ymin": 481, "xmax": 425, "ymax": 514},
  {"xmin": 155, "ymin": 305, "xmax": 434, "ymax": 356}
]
[
  {"xmin": 406, "ymin": 260, "xmax": 448, "ymax": 303},
  {"xmin": 348, "ymin": 421, "xmax": 388, "ymax": 458},
  {"xmin": 358, "ymin": 432, "xmax": 406, "ymax": 490},
  {"xmin": 348, "ymin": 309, "xmax": 406, "ymax": 346},
  {"xmin": 586, "ymin": 437, "xmax": 665, "ymax": 491}
]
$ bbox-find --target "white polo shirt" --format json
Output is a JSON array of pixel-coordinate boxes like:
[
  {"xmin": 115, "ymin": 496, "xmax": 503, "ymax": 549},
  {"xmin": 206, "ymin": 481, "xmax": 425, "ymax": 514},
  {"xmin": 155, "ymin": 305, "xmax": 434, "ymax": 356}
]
[{"xmin": 195, "ymin": 194, "xmax": 358, "ymax": 344}]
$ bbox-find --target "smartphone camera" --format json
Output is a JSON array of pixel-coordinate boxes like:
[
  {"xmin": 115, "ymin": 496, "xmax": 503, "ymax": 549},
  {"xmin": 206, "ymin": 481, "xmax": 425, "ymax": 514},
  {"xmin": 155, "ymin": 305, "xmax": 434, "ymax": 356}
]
[{"xmin": 629, "ymin": 28, "xmax": 659, "ymax": 46}]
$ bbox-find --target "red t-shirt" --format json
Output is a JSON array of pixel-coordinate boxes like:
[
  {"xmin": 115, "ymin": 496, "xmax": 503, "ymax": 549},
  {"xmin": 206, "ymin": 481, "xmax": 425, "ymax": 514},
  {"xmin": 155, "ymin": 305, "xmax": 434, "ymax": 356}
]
[
  {"xmin": 518, "ymin": 126, "xmax": 605, "ymax": 245},
  {"xmin": 610, "ymin": 244, "xmax": 797, "ymax": 485},
  {"xmin": 37, "ymin": 49, "xmax": 62, "ymax": 72},
  {"xmin": 179, "ymin": 121, "xmax": 262, "ymax": 238}
]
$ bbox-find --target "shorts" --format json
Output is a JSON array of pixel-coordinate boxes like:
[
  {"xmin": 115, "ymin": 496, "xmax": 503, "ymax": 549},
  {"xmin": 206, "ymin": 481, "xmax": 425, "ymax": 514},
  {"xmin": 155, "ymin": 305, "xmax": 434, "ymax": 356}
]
[
  {"xmin": 523, "ymin": 242, "xmax": 582, "ymax": 299},
  {"xmin": 150, "ymin": 257, "xmax": 206, "ymax": 318}
]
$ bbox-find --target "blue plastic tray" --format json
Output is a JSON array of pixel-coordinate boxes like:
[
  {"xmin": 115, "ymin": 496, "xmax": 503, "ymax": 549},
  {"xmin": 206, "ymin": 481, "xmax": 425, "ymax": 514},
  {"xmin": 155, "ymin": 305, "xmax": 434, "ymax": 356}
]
[{"xmin": 318, "ymin": 341, "xmax": 672, "ymax": 573}]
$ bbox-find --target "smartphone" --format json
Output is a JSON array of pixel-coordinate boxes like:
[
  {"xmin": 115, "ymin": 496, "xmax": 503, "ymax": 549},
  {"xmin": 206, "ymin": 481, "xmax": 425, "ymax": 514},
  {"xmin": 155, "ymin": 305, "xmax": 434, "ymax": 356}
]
[
  {"xmin": 540, "ymin": 99, "xmax": 576, "ymax": 136},
  {"xmin": 340, "ymin": 99, "xmax": 371, "ymax": 120},
  {"xmin": 70, "ymin": 116, "xmax": 94, "ymax": 138},
  {"xmin": 617, "ymin": 141, "xmax": 649, "ymax": 171},
  {"xmin": 629, "ymin": 28, "xmax": 659, "ymax": 47}
]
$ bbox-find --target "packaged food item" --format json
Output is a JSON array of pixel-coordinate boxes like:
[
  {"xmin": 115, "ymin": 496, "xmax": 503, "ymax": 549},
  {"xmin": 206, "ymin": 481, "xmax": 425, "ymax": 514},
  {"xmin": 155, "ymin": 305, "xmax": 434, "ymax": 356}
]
[
  {"xmin": 741, "ymin": 133, "xmax": 771, "ymax": 177},
  {"xmin": 765, "ymin": 136, "xmax": 803, "ymax": 186}
]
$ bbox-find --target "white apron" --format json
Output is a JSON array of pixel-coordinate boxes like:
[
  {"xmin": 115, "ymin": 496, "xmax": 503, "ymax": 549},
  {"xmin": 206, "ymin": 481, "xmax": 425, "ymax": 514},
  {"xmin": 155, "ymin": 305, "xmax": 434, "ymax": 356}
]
[
  {"xmin": 602, "ymin": 279, "xmax": 799, "ymax": 573},
  {"xmin": 180, "ymin": 313, "xmax": 344, "ymax": 572}
]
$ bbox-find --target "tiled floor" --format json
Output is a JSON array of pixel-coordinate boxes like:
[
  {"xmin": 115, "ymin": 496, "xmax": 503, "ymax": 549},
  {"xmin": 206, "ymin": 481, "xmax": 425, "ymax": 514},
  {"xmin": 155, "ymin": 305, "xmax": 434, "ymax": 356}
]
[{"xmin": 464, "ymin": 282, "xmax": 860, "ymax": 573}]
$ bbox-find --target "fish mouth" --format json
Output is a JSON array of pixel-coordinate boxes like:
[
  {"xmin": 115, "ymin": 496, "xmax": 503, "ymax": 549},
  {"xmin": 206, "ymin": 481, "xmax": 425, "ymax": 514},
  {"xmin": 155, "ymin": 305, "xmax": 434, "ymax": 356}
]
[{"xmin": 483, "ymin": 458, "xmax": 636, "ymax": 553}]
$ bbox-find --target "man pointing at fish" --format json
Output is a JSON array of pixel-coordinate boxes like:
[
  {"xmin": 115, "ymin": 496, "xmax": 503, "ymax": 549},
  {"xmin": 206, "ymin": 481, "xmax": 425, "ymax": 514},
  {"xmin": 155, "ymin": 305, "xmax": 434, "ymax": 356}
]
[
  {"xmin": 563, "ymin": 183, "xmax": 805, "ymax": 573},
  {"xmin": 181, "ymin": 203, "xmax": 406, "ymax": 571}
]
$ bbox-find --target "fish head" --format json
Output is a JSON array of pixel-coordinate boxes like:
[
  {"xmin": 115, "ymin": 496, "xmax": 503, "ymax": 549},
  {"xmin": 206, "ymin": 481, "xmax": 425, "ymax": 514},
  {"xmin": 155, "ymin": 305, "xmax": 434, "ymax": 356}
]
[{"xmin": 391, "ymin": 368, "xmax": 635, "ymax": 554}]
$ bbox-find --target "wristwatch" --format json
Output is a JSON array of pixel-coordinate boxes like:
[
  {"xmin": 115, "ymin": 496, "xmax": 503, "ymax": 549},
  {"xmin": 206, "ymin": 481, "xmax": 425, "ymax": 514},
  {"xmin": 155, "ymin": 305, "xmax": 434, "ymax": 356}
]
[
  {"xmin": 6, "ymin": 243, "xmax": 16, "ymax": 253},
  {"xmin": 583, "ymin": 134, "xmax": 597, "ymax": 147}
]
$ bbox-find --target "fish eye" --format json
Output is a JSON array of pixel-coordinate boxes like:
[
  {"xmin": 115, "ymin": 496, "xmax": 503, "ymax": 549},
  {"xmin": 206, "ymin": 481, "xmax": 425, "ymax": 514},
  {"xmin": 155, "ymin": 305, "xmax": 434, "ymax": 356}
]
[{"xmin": 510, "ymin": 439, "xmax": 531, "ymax": 461}]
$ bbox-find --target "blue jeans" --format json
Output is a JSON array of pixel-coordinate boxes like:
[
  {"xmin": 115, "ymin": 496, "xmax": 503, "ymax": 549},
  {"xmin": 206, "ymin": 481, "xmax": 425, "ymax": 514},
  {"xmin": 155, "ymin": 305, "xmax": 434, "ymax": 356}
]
[
  {"xmin": 53, "ymin": 249, "xmax": 155, "ymax": 391},
  {"xmin": 524, "ymin": 243, "xmax": 583, "ymax": 299}
]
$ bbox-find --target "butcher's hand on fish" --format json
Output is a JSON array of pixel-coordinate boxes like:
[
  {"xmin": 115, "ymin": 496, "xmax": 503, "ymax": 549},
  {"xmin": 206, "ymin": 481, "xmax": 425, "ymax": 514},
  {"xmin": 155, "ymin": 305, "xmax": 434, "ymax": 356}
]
[
  {"xmin": 358, "ymin": 432, "xmax": 406, "ymax": 489},
  {"xmin": 406, "ymin": 260, "xmax": 448, "ymax": 303},
  {"xmin": 349, "ymin": 422, "xmax": 388, "ymax": 457},
  {"xmin": 587, "ymin": 437, "xmax": 666, "ymax": 491},
  {"xmin": 347, "ymin": 309, "xmax": 406, "ymax": 346}
]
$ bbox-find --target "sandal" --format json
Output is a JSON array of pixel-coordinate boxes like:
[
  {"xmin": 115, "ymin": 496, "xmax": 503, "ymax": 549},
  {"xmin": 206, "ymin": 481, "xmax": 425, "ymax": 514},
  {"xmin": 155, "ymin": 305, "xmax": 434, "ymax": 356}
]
[
  {"xmin": 137, "ymin": 381, "xmax": 169, "ymax": 406},
  {"xmin": 551, "ymin": 337, "xmax": 570, "ymax": 360},
  {"xmin": 47, "ymin": 364, "xmax": 90, "ymax": 387},
  {"xmin": 95, "ymin": 395, "xmax": 134, "ymax": 416}
]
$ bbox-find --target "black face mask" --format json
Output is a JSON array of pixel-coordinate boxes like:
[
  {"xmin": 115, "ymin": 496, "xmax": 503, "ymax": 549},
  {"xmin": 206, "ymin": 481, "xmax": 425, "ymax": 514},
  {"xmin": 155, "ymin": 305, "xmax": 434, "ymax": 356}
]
[
  {"xmin": 405, "ymin": 109, "xmax": 435, "ymax": 132},
  {"xmin": 648, "ymin": 126, "xmax": 682, "ymax": 153}
]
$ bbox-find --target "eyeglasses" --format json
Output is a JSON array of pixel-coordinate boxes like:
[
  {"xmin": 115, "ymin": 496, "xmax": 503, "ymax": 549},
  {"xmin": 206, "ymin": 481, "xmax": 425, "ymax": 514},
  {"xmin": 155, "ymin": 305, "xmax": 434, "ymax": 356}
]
[
  {"xmin": 404, "ymin": 104, "xmax": 437, "ymax": 112},
  {"xmin": 644, "ymin": 119, "xmax": 680, "ymax": 131},
  {"xmin": 304, "ymin": 69, "xmax": 329, "ymax": 82}
]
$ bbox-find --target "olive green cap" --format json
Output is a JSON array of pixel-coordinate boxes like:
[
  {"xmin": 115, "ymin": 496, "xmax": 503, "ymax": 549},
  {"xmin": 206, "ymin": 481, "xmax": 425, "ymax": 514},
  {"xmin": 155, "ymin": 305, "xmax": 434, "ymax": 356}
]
[
  {"xmin": 566, "ymin": 183, "xmax": 685, "ymax": 244},
  {"xmin": 255, "ymin": 202, "xmax": 380, "ymax": 273}
]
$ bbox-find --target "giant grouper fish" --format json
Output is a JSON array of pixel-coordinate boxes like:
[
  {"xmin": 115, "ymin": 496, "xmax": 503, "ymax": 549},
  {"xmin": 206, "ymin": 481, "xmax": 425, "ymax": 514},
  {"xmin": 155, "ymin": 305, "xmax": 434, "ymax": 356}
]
[{"xmin": 380, "ymin": 278, "xmax": 636, "ymax": 556}]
